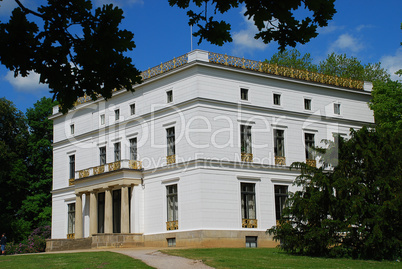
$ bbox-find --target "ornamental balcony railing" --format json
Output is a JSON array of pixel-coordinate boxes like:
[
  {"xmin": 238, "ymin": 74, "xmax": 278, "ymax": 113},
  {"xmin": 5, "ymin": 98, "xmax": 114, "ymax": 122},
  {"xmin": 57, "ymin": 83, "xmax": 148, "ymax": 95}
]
[
  {"xmin": 166, "ymin": 220, "xmax": 178, "ymax": 231},
  {"xmin": 306, "ymin": 159, "xmax": 317, "ymax": 167},
  {"xmin": 67, "ymin": 233, "xmax": 75, "ymax": 239},
  {"xmin": 208, "ymin": 52, "xmax": 364, "ymax": 90},
  {"xmin": 74, "ymin": 160, "xmax": 142, "ymax": 181},
  {"xmin": 69, "ymin": 178, "xmax": 75, "ymax": 186},
  {"xmin": 166, "ymin": 155, "xmax": 176, "ymax": 165},
  {"xmin": 141, "ymin": 54, "xmax": 188, "ymax": 80},
  {"xmin": 275, "ymin": 156, "xmax": 286, "ymax": 166},
  {"xmin": 241, "ymin": 153, "xmax": 253, "ymax": 162},
  {"xmin": 242, "ymin": 218, "xmax": 258, "ymax": 228}
]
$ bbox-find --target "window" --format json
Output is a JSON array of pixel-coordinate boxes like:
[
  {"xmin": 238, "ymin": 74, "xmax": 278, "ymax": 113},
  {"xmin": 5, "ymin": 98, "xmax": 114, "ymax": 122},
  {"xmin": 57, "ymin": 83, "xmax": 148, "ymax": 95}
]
[
  {"xmin": 246, "ymin": 236, "xmax": 257, "ymax": 248},
  {"xmin": 241, "ymin": 183, "xmax": 256, "ymax": 220},
  {"xmin": 166, "ymin": 127, "xmax": 175, "ymax": 156},
  {"xmin": 67, "ymin": 203, "xmax": 75, "ymax": 236},
  {"xmin": 115, "ymin": 109, "xmax": 120, "ymax": 120},
  {"xmin": 274, "ymin": 129, "xmax": 285, "ymax": 157},
  {"xmin": 240, "ymin": 125, "xmax": 252, "ymax": 154},
  {"xmin": 304, "ymin": 98, "xmax": 311, "ymax": 110},
  {"xmin": 167, "ymin": 238, "xmax": 176, "ymax": 247},
  {"xmin": 273, "ymin": 93, "xmax": 281, "ymax": 105},
  {"xmin": 334, "ymin": 103, "xmax": 341, "ymax": 115},
  {"xmin": 305, "ymin": 133, "xmax": 315, "ymax": 160},
  {"xmin": 130, "ymin": 138, "xmax": 137, "ymax": 160},
  {"xmin": 166, "ymin": 90, "xmax": 173, "ymax": 103},
  {"xmin": 100, "ymin": 114, "xmax": 105, "ymax": 125},
  {"xmin": 275, "ymin": 185, "xmax": 288, "ymax": 221},
  {"xmin": 70, "ymin": 124, "xmax": 75, "ymax": 135},
  {"xmin": 114, "ymin": 142, "xmax": 121, "ymax": 162},
  {"xmin": 167, "ymin": 185, "xmax": 178, "ymax": 222},
  {"xmin": 99, "ymin": 147, "xmax": 106, "ymax": 165},
  {"xmin": 130, "ymin": 104, "xmax": 136, "ymax": 115},
  {"xmin": 240, "ymin": 88, "xmax": 248, "ymax": 101},
  {"xmin": 69, "ymin": 155, "xmax": 75, "ymax": 179}
]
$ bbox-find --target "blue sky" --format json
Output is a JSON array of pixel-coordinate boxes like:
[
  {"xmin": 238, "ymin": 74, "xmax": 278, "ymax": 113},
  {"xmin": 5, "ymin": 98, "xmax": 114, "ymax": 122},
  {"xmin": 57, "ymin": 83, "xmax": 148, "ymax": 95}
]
[{"xmin": 1, "ymin": 0, "xmax": 401, "ymax": 113}]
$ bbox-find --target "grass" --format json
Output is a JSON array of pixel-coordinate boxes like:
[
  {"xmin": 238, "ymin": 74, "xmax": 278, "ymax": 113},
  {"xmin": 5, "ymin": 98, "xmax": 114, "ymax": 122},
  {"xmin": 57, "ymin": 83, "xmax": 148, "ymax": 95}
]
[
  {"xmin": 0, "ymin": 251, "xmax": 153, "ymax": 269},
  {"xmin": 162, "ymin": 248, "xmax": 401, "ymax": 269}
]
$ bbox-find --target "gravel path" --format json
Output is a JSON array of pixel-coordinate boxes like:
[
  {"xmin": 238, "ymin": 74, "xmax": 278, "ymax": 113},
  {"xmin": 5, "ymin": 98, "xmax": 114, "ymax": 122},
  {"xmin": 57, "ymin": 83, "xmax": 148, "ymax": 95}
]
[{"xmin": 113, "ymin": 248, "xmax": 214, "ymax": 269}]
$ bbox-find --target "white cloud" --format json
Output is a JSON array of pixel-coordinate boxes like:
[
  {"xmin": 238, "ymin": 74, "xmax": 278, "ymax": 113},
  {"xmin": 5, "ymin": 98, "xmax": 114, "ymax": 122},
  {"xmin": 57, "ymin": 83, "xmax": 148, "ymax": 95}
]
[
  {"xmin": 4, "ymin": 71, "xmax": 49, "ymax": 94},
  {"xmin": 381, "ymin": 47, "xmax": 402, "ymax": 81},
  {"xmin": 232, "ymin": 7, "xmax": 268, "ymax": 53},
  {"xmin": 318, "ymin": 23, "xmax": 344, "ymax": 35},
  {"xmin": 329, "ymin": 34, "xmax": 364, "ymax": 54}
]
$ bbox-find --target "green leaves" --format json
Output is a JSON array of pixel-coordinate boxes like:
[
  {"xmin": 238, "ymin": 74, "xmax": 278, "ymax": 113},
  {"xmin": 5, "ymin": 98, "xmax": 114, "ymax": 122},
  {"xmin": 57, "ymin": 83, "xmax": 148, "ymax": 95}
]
[
  {"xmin": 0, "ymin": 1, "xmax": 141, "ymax": 113},
  {"xmin": 171, "ymin": 0, "xmax": 336, "ymax": 50}
]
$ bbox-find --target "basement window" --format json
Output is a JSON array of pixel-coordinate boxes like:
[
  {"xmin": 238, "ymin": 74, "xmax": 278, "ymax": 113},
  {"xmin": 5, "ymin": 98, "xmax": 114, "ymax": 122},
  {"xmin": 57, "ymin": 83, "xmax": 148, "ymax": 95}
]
[
  {"xmin": 167, "ymin": 238, "xmax": 176, "ymax": 247},
  {"xmin": 245, "ymin": 236, "xmax": 257, "ymax": 248}
]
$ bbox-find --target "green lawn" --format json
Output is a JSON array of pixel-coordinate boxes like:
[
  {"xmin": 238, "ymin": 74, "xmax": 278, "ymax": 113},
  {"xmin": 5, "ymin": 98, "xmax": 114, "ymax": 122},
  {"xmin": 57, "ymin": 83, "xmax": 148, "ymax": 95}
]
[
  {"xmin": 162, "ymin": 248, "xmax": 401, "ymax": 269},
  {"xmin": 0, "ymin": 251, "xmax": 153, "ymax": 269}
]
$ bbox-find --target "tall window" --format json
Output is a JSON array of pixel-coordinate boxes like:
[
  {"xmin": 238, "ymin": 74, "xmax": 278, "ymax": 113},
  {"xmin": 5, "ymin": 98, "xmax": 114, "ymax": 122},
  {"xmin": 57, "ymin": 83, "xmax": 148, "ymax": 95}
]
[
  {"xmin": 305, "ymin": 133, "xmax": 315, "ymax": 160},
  {"xmin": 115, "ymin": 109, "xmax": 120, "ymax": 120},
  {"xmin": 166, "ymin": 90, "xmax": 173, "ymax": 103},
  {"xmin": 241, "ymin": 183, "xmax": 256, "ymax": 220},
  {"xmin": 273, "ymin": 93, "xmax": 281, "ymax": 105},
  {"xmin": 69, "ymin": 155, "xmax": 75, "ymax": 179},
  {"xmin": 240, "ymin": 125, "xmax": 252, "ymax": 154},
  {"xmin": 334, "ymin": 103, "xmax": 341, "ymax": 115},
  {"xmin": 274, "ymin": 130, "xmax": 285, "ymax": 157},
  {"xmin": 100, "ymin": 114, "xmax": 105, "ymax": 125},
  {"xmin": 130, "ymin": 104, "xmax": 136, "ymax": 115},
  {"xmin": 167, "ymin": 185, "xmax": 178, "ymax": 222},
  {"xmin": 67, "ymin": 203, "xmax": 75, "ymax": 235},
  {"xmin": 241, "ymin": 88, "xmax": 248, "ymax": 100},
  {"xmin": 114, "ymin": 142, "xmax": 121, "ymax": 162},
  {"xmin": 130, "ymin": 138, "xmax": 137, "ymax": 160},
  {"xmin": 166, "ymin": 127, "xmax": 175, "ymax": 156},
  {"xmin": 274, "ymin": 185, "xmax": 288, "ymax": 221},
  {"xmin": 99, "ymin": 147, "xmax": 106, "ymax": 165},
  {"xmin": 304, "ymin": 98, "xmax": 311, "ymax": 110}
]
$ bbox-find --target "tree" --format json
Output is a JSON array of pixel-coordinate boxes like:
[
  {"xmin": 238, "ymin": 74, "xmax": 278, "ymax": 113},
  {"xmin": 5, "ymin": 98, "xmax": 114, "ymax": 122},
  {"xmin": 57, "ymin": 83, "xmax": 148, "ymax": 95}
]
[
  {"xmin": 169, "ymin": 0, "xmax": 336, "ymax": 50},
  {"xmin": 268, "ymin": 127, "xmax": 402, "ymax": 260},
  {"xmin": 0, "ymin": 98, "xmax": 29, "ymax": 241},
  {"xmin": 0, "ymin": 0, "xmax": 141, "ymax": 113},
  {"xmin": 19, "ymin": 97, "xmax": 55, "ymax": 232},
  {"xmin": 265, "ymin": 49, "xmax": 318, "ymax": 72},
  {"xmin": 265, "ymin": 49, "xmax": 390, "ymax": 82}
]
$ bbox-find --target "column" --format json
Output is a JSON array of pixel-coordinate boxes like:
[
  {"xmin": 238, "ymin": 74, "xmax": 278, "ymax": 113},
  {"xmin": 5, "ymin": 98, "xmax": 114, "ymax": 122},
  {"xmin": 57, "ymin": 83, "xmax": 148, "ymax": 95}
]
[
  {"xmin": 75, "ymin": 193, "xmax": 83, "ymax": 239},
  {"xmin": 121, "ymin": 186, "xmax": 130, "ymax": 233},
  {"xmin": 105, "ymin": 188, "xmax": 113, "ymax": 233},
  {"xmin": 89, "ymin": 191, "xmax": 98, "ymax": 236}
]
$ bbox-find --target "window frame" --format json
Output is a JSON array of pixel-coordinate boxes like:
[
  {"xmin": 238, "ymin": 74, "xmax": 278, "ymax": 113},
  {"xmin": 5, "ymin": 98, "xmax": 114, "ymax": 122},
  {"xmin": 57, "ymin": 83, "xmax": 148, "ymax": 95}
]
[
  {"xmin": 100, "ymin": 114, "xmax": 105, "ymax": 125},
  {"xmin": 129, "ymin": 137, "xmax": 137, "ymax": 161},
  {"xmin": 273, "ymin": 93, "xmax": 281, "ymax": 106},
  {"xmin": 305, "ymin": 133, "xmax": 315, "ymax": 160},
  {"xmin": 334, "ymin": 103, "xmax": 341, "ymax": 115},
  {"xmin": 69, "ymin": 155, "xmax": 75, "ymax": 179},
  {"xmin": 274, "ymin": 129, "xmax": 285, "ymax": 157},
  {"xmin": 114, "ymin": 142, "xmax": 121, "ymax": 162},
  {"xmin": 274, "ymin": 185, "xmax": 288, "ymax": 221},
  {"xmin": 99, "ymin": 147, "xmax": 106, "ymax": 165},
  {"xmin": 67, "ymin": 203, "xmax": 76, "ymax": 235},
  {"xmin": 240, "ymin": 88, "xmax": 249, "ymax": 101},
  {"xmin": 130, "ymin": 103, "xmax": 136, "ymax": 115},
  {"xmin": 304, "ymin": 98, "xmax": 312, "ymax": 110},
  {"xmin": 115, "ymin": 109, "xmax": 120, "ymax": 121},
  {"xmin": 166, "ymin": 184, "xmax": 178, "ymax": 222},
  {"xmin": 70, "ymin": 124, "xmax": 75, "ymax": 135},
  {"xmin": 166, "ymin": 90, "xmax": 173, "ymax": 103},
  {"xmin": 241, "ymin": 183, "xmax": 256, "ymax": 220},
  {"xmin": 166, "ymin": 127, "xmax": 175, "ymax": 156},
  {"xmin": 240, "ymin": 125, "xmax": 252, "ymax": 154}
]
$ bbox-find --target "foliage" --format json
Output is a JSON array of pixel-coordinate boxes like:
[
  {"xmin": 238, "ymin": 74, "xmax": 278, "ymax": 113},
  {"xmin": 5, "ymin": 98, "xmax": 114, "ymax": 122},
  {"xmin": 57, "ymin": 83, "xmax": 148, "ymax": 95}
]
[
  {"xmin": 370, "ymin": 80, "xmax": 402, "ymax": 133},
  {"xmin": 0, "ymin": 251, "xmax": 153, "ymax": 268},
  {"xmin": 0, "ymin": 0, "xmax": 141, "ymax": 113},
  {"xmin": 265, "ymin": 49, "xmax": 390, "ymax": 82},
  {"xmin": 267, "ymin": 127, "xmax": 402, "ymax": 260},
  {"xmin": 162, "ymin": 248, "xmax": 400, "ymax": 268},
  {"xmin": 169, "ymin": 0, "xmax": 336, "ymax": 50},
  {"xmin": 0, "ymin": 97, "xmax": 29, "ymax": 242},
  {"xmin": 5, "ymin": 226, "xmax": 51, "ymax": 254},
  {"xmin": 0, "ymin": 98, "xmax": 54, "ymax": 242}
]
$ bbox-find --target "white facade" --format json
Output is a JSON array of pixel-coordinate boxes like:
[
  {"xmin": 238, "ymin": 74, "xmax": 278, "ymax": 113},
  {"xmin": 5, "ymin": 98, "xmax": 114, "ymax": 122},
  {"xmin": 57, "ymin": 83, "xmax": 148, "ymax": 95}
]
[{"xmin": 49, "ymin": 50, "xmax": 374, "ymax": 249}]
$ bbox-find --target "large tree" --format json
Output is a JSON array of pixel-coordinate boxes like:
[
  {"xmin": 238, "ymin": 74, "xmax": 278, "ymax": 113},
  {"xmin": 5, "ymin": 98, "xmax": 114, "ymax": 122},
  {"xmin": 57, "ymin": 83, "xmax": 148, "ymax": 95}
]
[
  {"xmin": 0, "ymin": 0, "xmax": 141, "ymax": 113},
  {"xmin": 1, "ymin": 0, "xmax": 337, "ymax": 112},
  {"xmin": 0, "ymin": 98, "xmax": 29, "ymax": 241},
  {"xmin": 169, "ymin": 0, "xmax": 336, "ymax": 49}
]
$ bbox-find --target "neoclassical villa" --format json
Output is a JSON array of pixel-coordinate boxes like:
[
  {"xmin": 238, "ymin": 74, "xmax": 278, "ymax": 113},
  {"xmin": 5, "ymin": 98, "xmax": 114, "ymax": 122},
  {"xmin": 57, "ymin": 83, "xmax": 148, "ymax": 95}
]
[{"xmin": 46, "ymin": 50, "xmax": 374, "ymax": 251}]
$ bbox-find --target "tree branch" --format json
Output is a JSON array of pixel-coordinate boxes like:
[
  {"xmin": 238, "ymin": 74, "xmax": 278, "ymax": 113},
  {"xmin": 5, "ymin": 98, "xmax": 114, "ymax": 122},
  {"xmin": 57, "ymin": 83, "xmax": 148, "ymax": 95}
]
[{"xmin": 15, "ymin": 0, "xmax": 45, "ymax": 19}]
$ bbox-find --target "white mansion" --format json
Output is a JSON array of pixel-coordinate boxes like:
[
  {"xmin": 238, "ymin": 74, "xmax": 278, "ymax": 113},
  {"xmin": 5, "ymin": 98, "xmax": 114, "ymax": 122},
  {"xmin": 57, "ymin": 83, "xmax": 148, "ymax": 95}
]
[{"xmin": 47, "ymin": 50, "xmax": 374, "ymax": 251}]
